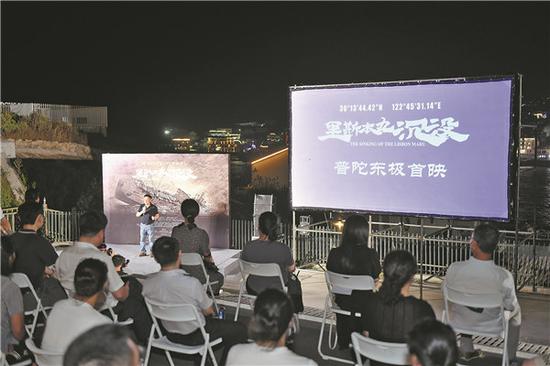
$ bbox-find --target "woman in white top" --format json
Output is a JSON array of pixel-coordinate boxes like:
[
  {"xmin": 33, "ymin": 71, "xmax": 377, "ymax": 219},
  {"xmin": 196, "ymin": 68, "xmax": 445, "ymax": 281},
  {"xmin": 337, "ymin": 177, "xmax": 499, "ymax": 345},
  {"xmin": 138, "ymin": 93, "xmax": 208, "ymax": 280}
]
[{"xmin": 226, "ymin": 289, "xmax": 317, "ymax": 366}]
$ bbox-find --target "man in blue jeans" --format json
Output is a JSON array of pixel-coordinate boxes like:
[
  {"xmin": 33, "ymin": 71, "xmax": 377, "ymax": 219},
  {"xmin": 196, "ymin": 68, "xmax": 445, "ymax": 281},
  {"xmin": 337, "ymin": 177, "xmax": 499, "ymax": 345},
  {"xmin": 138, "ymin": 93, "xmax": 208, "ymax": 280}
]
[{"xmin": 136, "ymin": 194, "xmax": 160, "ymax": 256}]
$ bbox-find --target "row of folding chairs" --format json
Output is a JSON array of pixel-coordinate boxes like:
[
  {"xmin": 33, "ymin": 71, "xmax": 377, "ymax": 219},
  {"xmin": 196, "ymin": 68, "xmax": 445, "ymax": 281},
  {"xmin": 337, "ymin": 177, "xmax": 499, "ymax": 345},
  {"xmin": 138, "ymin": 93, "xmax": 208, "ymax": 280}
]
[{"xmin": 318, "ymin": 271, "xmax": 515, "ymax": 366}]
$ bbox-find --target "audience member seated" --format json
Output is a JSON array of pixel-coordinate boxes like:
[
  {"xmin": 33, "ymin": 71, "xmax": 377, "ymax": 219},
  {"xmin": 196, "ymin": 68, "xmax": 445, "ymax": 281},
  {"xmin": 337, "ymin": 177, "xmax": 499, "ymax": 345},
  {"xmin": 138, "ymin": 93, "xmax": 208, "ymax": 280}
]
[
  {"xmin": 171, "ymin": 198, "xmax": 224, "ymax": 295},
  {"xmin": 326, "ymin": 214, "xmax": 381, "ymax": 349},
  {"xmin": 361, "ymin": 250, "xmax": 435, "ymax": 366},
  {"xmin": 240, "ymin": 211, "xmax": 304, "ymax": 313},
  {"xmin": 41, "ymin": 258, "xmax": 111, "ymax": 353},
  {"xmin": 1, "ymin": 236, "xmax": 26, "ymax": 361},
  {"xmin": 55, "ymin": 211, "xmax": 151, "ymax": 344},
  {"xmin": 444, "ymin": 223, "xmax": 521, "ymax": 363},
  {"xmin": 407, "ymin": 319, "xmax": 458, "ymax": 366},
  {"xmin": 143, "ymin": 236, "xmax": 247, "ymax": 365},
  {"xmin": 112, "ymin": 254, "xmax": 129, "ymax": 276},
  {"xmin": 227, "ymin": 289, "xmax": 317, "ymax": 366},
  {"xmin": 63, "ymin": 324, "xmax": 141, "ymax": 366},
  {"xmin": 10, "ymin": 202, "xmax": 66, "ymax": 307}
]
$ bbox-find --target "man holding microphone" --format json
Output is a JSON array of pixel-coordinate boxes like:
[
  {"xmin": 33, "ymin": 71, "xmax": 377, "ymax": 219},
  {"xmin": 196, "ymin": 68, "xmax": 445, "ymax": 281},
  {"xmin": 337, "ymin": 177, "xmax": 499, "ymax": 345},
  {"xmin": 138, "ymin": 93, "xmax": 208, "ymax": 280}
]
[{"xmin": 136, "ymin": 194, "xmax": 160, "ymax": 257}]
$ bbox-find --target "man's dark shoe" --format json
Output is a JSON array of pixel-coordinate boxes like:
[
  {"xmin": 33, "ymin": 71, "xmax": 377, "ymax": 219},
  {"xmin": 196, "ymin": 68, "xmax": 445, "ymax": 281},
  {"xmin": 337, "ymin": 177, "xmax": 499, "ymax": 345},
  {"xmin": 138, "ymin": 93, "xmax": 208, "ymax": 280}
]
[
  {"xmin": 139, "ymin": 251, "xmax": 147, "ymax": 257},
  {"xmin": 459, "ymin": 349, "xmax": 485, "ymax": 363}
]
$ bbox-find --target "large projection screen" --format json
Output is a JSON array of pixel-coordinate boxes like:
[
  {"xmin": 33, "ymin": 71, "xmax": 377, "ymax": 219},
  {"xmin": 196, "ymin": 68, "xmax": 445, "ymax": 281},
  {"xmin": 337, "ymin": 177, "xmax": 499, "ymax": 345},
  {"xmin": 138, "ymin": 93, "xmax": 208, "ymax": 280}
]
[
  {"xmin": 102, "ymin": 154, "xmax": 230, "ymax": 247},
  {"xmin": 291, "ymin": 76, "xmax": 516, "ymax": 220}
]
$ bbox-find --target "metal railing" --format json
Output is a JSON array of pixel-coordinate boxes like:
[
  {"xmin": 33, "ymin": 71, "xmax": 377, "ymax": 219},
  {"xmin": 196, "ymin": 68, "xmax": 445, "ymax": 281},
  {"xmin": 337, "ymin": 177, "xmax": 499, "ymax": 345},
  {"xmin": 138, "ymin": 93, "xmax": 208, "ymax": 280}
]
[
  {"xmin": 231, "ymin": 219, "xmax": 292, "ymax": 250},
  {"xmin": 4, "ymin": 210, "xmax": 548, "ymax": 292},
  {"xmin": 231, "ymin": 218, "xmax": 550, "ymax": 293},
  {"xmin": 2, "ymin": 206, "xmax": 80, "ymax": 244}
]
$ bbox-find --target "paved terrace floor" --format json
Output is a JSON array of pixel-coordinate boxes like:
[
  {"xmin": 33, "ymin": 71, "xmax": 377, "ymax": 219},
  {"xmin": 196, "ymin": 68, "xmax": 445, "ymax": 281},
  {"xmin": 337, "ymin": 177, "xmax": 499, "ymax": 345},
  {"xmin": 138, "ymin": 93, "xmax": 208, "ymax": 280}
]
[{"xmin": 110, "ymin": 245, "xmax": 550, "ymax": 365}]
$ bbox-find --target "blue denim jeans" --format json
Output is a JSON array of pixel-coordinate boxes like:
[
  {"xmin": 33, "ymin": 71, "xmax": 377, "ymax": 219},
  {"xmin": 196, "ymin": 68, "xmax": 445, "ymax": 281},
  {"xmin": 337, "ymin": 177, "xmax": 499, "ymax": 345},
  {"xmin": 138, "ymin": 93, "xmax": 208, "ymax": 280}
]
[{"xmin": 139, "ymin": 223, "xmax": 154, "ymax": 252}]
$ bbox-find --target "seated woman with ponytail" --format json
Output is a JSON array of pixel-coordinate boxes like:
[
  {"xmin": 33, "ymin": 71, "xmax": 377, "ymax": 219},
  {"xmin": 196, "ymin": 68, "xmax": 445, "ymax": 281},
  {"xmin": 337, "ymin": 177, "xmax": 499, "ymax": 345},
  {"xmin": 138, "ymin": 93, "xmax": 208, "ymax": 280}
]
[
  {"xmin": 171, "ymin": 199, "xmax": 224, "ymax": 295},
  {"xmin": 360, "ymin": 250, "xmax": 435, "ymax": 366},
  {"xmin": 226, "ymin": 289, "xmax": 317, "ymax": 365},
  {"xmin": 240, "ymin": 212, "xmax": 304, "ymax": 313}
]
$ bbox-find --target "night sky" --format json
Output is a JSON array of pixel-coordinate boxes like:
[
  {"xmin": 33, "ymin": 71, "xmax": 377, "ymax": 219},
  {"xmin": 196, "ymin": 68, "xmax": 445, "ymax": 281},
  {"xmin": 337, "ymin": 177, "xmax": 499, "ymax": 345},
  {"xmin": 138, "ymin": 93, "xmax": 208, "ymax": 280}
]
[{"xmin": 2, "ymin": 2, "xmax": 549, "ymax": 146}]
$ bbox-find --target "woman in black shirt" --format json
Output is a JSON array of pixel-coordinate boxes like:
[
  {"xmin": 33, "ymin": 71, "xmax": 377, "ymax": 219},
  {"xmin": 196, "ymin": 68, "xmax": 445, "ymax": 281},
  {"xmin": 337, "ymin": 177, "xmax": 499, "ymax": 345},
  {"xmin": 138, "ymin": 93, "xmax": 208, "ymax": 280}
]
[
  {"xmin": 326, "ymin": 215, "xmax": 381, "ymax": 349},
  {"xmin": 361, "ymin": 250, "xmax": 435, "ymax": 366}
]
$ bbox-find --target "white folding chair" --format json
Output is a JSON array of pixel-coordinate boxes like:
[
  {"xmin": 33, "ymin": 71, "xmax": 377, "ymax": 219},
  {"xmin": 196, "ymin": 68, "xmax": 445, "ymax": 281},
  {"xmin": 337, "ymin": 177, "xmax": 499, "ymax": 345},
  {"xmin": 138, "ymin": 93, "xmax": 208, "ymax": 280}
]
[
  {"xmin": 180, "ymin": 253, "xmax": 220, "ymax": 313},
  {"xmin": 442, "ymin": 283, "xmax": 516, "ymax": 366},
  {"xmin": 351, "ymin": 332, "xmax": 409, "ymax": 366},
  {"xmin": 234, "ymin": 259, "xmax": 287, "ymax": 321},
  {"xmin": 24, "ymin": 339, "xmax": 63, "ymax": 366},
  {"xmin": 143, "ymin": 298, "xmax": 222, "ymax": 366},
  {"xmin": 9, "ymin": 273, "xmax": 51, "ymax": 337},
  {"xmin": 318, "ymin": 271, "xmax": 375, "ymax": 365},
  {"xmin": 0, "ymin": 352, "xmax": 32, "ymax": 366}
]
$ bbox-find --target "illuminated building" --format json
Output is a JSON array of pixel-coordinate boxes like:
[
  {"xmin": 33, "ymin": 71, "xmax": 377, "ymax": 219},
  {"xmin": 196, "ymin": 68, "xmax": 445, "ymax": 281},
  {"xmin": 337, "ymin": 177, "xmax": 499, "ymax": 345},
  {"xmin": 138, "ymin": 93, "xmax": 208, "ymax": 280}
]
[
  {"xmin": 520, "ymin": 137, "xmax": 535, "ymax": 158},
  {"xmin": 171, "ymin": 137, "xmax": 192, "ymax": 152},
  {"xmin": 207, "ymin": 128, "xmax": 241, "ymax": 152}
]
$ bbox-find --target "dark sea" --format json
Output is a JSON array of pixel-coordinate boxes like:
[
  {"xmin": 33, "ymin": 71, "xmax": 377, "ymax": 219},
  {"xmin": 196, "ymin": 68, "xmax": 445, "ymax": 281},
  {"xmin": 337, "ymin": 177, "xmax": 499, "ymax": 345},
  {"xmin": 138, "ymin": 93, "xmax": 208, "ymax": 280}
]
[{"xmin": 519, "ymin": 166, "xmax": 550, "ymax": 230}]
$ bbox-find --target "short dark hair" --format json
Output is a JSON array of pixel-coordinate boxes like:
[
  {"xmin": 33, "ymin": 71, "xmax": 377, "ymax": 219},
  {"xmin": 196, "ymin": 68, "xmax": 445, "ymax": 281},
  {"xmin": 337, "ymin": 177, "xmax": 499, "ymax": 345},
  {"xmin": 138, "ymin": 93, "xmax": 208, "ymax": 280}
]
[
  {"xmin": 63, "ymin": 324, "xmax": 137, "ymax": 366},
  {"xmin": 259, "ymin": 211, "xmax": 279, "ymax": 241},
  {"xmin": 408, "ymin": 319, "xmax": 458, "ymax": 366},
  {"xmin": 1, "ymin": 236, "xmax": 15, "ymax": 276},
  {"xmin": 248, "ymin": 289, "xmax": 294, "ymax": 345},
  {"xmin": 152, "ymin": 236, "xmax": 179, "ymax": 266},
  {"xmin": 112, "ymin": 254, "xmax": 128, "ymax": 269},
  {"xmin": 379, "ymin": 250, "xmax": 417, "ymax": 304},
  {"xmin": 79, "ymin": 211, "xmax": 108, "ymax": 237},
  {"xmin": 473, "ymin": 223, "xmax": 499, "ymax": 254},
  {"xmin": 24, "ymin": 188, "xmax": 40, "ymax": 203},
  {"xmin": 144, "ymin": 193, "xmax": 152, "ymax": 199},
  {"xmin": 17, "ymin": 202, "xmax": 43, "ymax": 225},
  {"xmin": 74, "ymin": 258, "xmax": 108, "ymax": 298}
]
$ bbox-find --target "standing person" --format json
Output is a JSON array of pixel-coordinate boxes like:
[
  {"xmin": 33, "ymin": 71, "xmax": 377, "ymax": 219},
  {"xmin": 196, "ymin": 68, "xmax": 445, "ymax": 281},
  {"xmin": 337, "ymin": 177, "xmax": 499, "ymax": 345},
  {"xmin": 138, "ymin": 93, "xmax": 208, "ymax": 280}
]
[
  {"xmin": 326, "ymin": 214, "xmax": 382, "ymax": 349},
  {"xmin": 226, "ymin": 289, "xmax": 317, "ymax": 366},
  {"xmin": 136, "ymin": 193, "xmax": 159, "ymax": 257},
  {"xmin": 240, "ymin": 211, "xmax": 303, "ymax": 313},
  {"xmin": 172, "ymin": 198, "xmax": 224, "ymax": 295}
]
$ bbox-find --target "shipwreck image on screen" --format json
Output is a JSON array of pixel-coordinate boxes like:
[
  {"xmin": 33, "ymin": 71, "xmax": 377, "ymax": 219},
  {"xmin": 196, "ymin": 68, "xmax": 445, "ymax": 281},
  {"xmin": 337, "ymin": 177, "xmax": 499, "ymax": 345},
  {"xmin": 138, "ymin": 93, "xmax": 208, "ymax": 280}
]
[{"xmin": 102, "ymin": 153, "xmax": 230, "ymax": 247}]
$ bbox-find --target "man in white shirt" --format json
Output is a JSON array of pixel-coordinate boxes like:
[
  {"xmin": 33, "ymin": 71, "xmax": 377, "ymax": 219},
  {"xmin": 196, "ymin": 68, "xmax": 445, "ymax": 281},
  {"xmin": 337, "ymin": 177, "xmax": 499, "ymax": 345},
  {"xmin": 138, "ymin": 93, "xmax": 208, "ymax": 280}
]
[
  {"xmin": 142, "ymin": 236, "xmax": 247, "ymax": 365},
  {"xmin": 444, "ymin": 223, "xmax": 521, "ymax": 363},
  {"xmin": 42, "ymin": 258, "xmax": 111, "ymax": 353},
  {"xmin": 55, "ymin": 211, "xmax": 151, "ymax": 344}
]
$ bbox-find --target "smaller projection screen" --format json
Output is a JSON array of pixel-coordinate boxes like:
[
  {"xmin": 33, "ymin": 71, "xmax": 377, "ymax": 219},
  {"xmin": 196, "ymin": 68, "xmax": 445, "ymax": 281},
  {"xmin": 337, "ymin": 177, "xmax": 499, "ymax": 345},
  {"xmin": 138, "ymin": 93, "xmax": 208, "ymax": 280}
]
[
  {"xmin": 102, "ymin": 154, "xmax": 230, "ymax": 247},
  {"xmin": 291, "ymin": 76, "xmax": 516, "ymax": 220}
]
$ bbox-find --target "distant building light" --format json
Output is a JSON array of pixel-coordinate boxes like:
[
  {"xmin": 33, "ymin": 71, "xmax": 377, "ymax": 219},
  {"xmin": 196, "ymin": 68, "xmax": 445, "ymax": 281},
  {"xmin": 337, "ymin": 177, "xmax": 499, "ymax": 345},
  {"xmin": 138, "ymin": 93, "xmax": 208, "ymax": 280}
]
[
  {"xmin": 164, "ymin": 129, "xmax": 171, "ymax": 135},
  {"xmin": 172, "ymin": 138, "xmax": 191, "ymax": 142}
]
